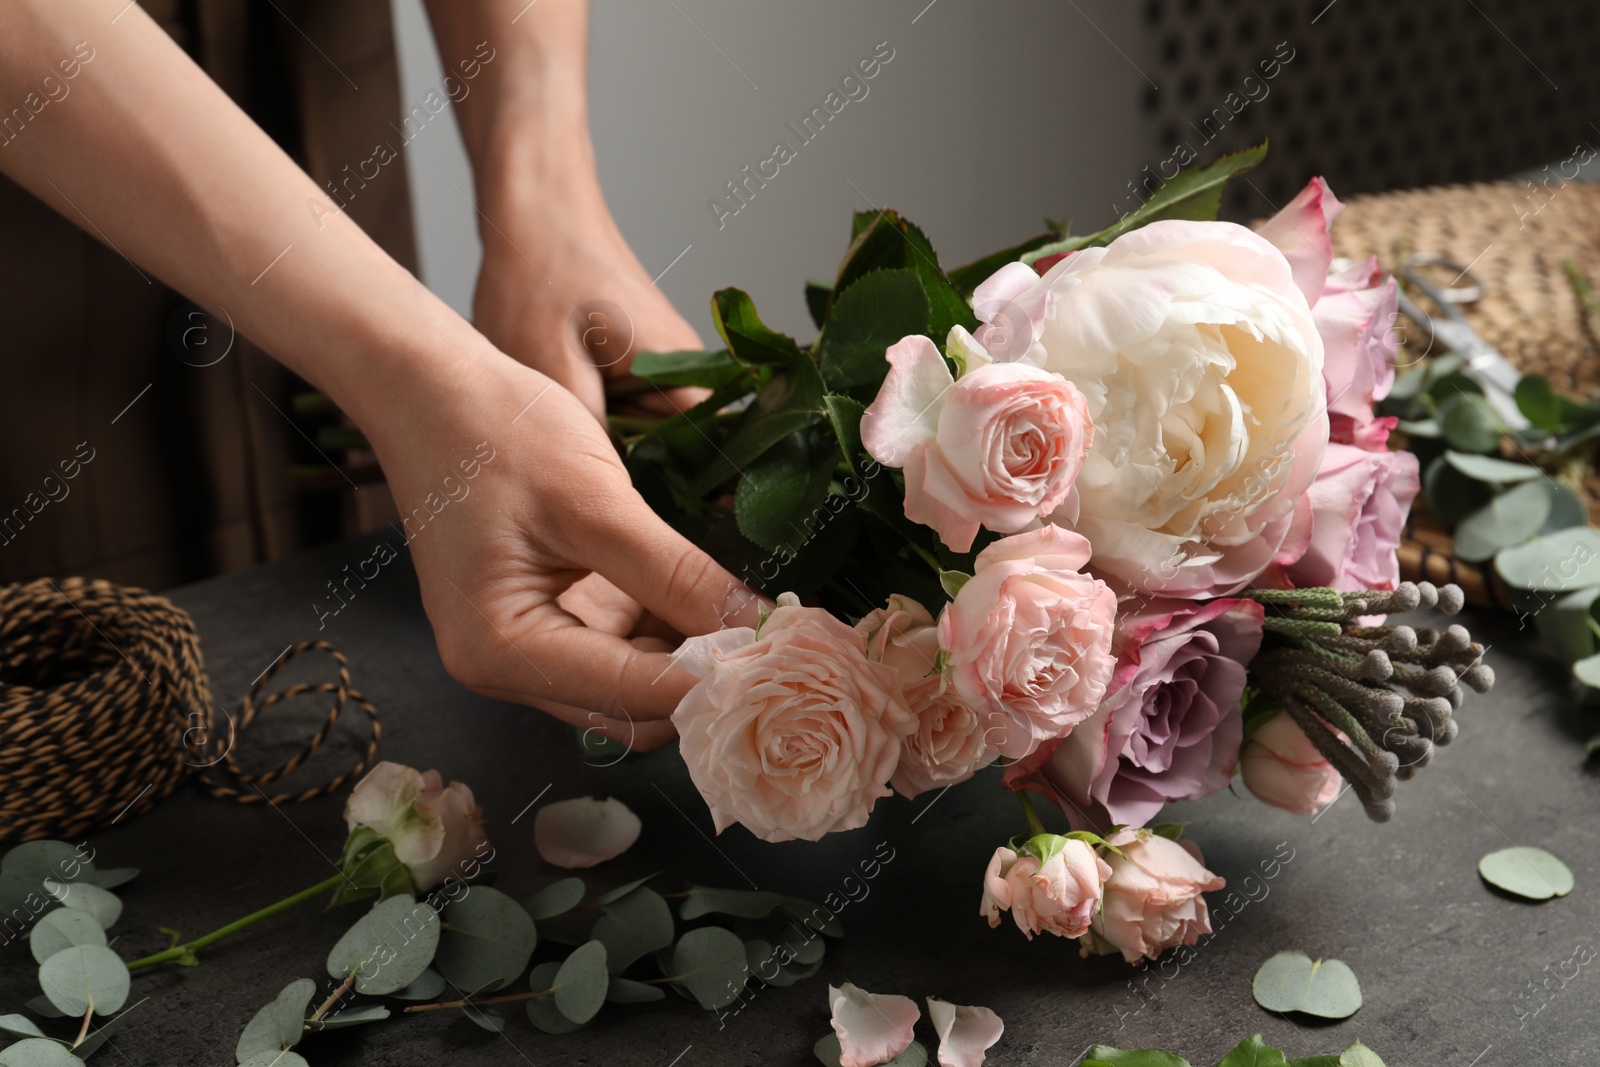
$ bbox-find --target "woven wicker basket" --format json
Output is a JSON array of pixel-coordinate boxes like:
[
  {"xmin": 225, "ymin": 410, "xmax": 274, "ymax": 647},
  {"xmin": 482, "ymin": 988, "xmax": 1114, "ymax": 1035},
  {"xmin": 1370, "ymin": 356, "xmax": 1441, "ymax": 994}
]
[{"xmin": 1328, "ymin": 180, "xmax": 1600, "ymax": 609}]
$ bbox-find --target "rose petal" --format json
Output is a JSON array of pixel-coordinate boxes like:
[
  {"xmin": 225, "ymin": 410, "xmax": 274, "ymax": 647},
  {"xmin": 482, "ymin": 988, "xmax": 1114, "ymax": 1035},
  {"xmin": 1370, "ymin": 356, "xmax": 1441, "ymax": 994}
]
[
  {"xmin": 670, "ymin": 627, "xmax": 756, "ymax": 679},
  {"xmin": 1255, "ymin": 176, "xmax": 1343, "ymax": 306},
  {"xmin": 830, "ymin": 983, "xmax": 920, "ymax": 1067},
  {"xmin": 927, "ymin": 997, "xmax": 1004, "ymax": 1067},
  {"xmin": 533, "ymin": 797, "xmax": 642, "ymax": 869},
  {"xmin": 861, "ymin": 334, "xmax": 953, "ymax": 467}
]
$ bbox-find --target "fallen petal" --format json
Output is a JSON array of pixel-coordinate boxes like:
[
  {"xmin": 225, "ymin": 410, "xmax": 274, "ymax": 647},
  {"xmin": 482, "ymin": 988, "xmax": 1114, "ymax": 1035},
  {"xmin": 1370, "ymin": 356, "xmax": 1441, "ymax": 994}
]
[
  {"xmin": 534, "ymin": 797, "xmax": 642, "ymax": 869},
  {"xmin": 928, "ymin": 997, "xmax": 1003, "ymax": 1067},
  {"xmin": 830, "ymin": 983, "xmax": 920, "ymax": 1067}
]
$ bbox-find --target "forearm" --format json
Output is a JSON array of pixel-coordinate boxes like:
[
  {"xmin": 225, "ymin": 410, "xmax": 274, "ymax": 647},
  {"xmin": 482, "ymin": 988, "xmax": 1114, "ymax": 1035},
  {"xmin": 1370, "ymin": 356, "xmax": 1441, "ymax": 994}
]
[{"xmin": 0, "ymin": 0, "xmax": 488, "ymax": 432}]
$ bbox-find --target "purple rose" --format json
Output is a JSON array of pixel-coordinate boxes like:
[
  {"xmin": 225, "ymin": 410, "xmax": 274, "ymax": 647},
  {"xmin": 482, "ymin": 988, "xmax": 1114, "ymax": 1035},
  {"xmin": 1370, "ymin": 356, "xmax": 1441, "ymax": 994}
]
[
  {"xmin": 1285, "ymin": 442, "xmax": 1421, "ymax": 592},
  {"xmin": 1039, "ymin": 598, "xmax": 1264, "ymax": 831}
]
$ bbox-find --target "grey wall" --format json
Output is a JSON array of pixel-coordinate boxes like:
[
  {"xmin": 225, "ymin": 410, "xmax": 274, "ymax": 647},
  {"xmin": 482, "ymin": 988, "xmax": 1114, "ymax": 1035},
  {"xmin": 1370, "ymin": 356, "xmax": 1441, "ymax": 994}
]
[{"xmin": 390, "ymin": 0, "xmax": 1147, "ymax": 341}]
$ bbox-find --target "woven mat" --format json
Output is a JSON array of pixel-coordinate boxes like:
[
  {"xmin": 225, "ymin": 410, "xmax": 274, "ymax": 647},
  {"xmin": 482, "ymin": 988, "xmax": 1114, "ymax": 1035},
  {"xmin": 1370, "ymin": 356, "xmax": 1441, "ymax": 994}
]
[{"xmin": 1328, "ymin": 180, "xmax": 1600, "ymax": 609}]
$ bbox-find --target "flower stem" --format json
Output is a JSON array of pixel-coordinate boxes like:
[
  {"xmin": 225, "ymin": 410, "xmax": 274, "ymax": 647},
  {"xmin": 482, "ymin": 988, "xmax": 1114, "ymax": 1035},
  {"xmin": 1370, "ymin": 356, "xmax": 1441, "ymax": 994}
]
[
  {"xmin": 905, "ymin": 542, "xmax": 944, "ymax": 576},
  {"xmin": 1017, "ymin": 791, "xmax": 1048, "ymax": 838},
  {"xmin": 124, "ymin": 872, "xmax": 347, "ymax": 971},
  {"xmin": 403, "ymin": 987, "xmax": 554, "ymax": 1014}
]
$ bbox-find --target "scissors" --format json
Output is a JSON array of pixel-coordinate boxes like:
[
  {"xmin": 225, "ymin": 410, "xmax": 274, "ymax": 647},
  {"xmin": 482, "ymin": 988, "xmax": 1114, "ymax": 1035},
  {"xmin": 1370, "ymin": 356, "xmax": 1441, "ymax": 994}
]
[{"xmin": 1394, "ymin": 253, "xmax": 1529, "ymax": 430}]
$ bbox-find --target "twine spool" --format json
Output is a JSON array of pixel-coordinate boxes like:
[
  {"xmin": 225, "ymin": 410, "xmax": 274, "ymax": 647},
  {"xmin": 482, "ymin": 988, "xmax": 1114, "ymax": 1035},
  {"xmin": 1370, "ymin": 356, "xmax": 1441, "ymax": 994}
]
[{"xmin": 0, "ymin": 576, "xmax": 380, "ymax": 844}]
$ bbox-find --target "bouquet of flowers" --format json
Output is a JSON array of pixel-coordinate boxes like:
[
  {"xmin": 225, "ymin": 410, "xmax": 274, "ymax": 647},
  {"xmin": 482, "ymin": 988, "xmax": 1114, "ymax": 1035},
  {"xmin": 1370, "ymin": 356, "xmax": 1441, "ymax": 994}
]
[{"xmin": 621, "ymin": 145, "xmax": 1494, "ymax": 963}]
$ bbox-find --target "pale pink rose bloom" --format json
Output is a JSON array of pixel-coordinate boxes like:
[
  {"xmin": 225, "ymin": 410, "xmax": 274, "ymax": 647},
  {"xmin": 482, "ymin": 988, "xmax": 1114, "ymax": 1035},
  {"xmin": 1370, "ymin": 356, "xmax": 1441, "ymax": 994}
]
[
  {"xmin": 861, "ymin": 333, "xmax": 1093, "ymax": 552},
  {"xmin": 1240, "ymin": 711, "xmax": 1345, "ymax": 816},
  {"xmin": 1089, "ymin": 831, "xmax": 1225, "ymax": 964},
  {"xmin": 979, "ymin": 841, "xmax": 1111, "ymax": 940},
  {"xmin": 1040, "ymin": 598, "xmax": 1264, "ymax": 831},
  {"xmin": 927, "ymin": 997, "xmax": 1004, "ymax": 1067},
  {"xmin": 972, "ymin": 221, "xmax": 1328, "ymax": 598},
  {"xmin": 857, "ymin": 595, "xmax": 996, "ymax": 799},
  {"xmin": 1255, "ymin": 175, "xmax": 1343, "ymax": 306},
  {"xmin": 345, "ymin": 761, "xmax": 488, "ymax": 890},
  {"xmin": 670, "ymin": 595, "xmax": 915, "ymax": 842},
  {"xmin": 533, "ymin": 796, "xmax": 641, "ymax": 869},
  {"xmin": 829, "ymin": 983, "xmax": 920, "ymax": 1067},
  {"xmin": 1285, "ymin": 442, "xmax": 1421, "ymax": 592},
  {"xmin": 939, "ymin": 526, "xmax": 1117, "ymax": 760}
]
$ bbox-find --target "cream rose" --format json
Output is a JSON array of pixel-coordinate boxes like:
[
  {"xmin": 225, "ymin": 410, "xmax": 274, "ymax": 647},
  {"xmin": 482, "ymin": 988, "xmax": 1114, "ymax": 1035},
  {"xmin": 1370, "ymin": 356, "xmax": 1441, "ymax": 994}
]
[
  {"xmin": 1240, "ymin": 710, "xmax": 1345, "ymax": 816},
  {"xmin": 861, "ymin": 333, "xmax": 1093, "ymax": 552},
  {"xmin": 344, "ymin": 761, "xmax": 488, "ymax": 890},
  {"xmin": 939, "ymin": 526, "xmax": 1117, "ymax": 760},
  {"xmin": 856, "ymin": 594, "xmax": 995, "ymax": 799},
  {"xmin": 1087, "ymin": 830, "xmax": 1225, "ymax": 963},
  {"xmin": 980, "ymin": 838, "xmax": 1111, "ymax": 940},
  {"xmin": 671, "ymin": 594, "xmax": 915, "ymax": 842},
  {"xmin": 971, "ymin": 220, "xmax": 1328, "ymax": 597}
]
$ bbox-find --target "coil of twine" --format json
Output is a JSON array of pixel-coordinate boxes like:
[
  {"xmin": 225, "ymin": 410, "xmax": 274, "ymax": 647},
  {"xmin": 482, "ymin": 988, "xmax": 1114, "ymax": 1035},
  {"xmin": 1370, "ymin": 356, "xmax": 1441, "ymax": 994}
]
[{"xmin": 0, "ymin": 576, "xmax": 379, "ymax": 844}]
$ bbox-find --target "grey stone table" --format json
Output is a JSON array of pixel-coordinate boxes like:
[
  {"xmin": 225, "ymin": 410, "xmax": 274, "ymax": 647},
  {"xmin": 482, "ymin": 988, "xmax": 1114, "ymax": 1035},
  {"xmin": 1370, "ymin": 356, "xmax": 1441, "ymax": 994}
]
[{"xmin": 3, "ymin": 536, "xmax": 1597, "ymax": 1065}]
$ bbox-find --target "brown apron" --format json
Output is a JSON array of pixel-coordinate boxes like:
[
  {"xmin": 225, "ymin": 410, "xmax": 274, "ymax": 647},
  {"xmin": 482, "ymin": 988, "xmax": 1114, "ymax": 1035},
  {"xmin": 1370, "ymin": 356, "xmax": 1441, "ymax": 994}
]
[{"xmin": 0, "ymin": 0, "xmax": 415, "ymax": 591}]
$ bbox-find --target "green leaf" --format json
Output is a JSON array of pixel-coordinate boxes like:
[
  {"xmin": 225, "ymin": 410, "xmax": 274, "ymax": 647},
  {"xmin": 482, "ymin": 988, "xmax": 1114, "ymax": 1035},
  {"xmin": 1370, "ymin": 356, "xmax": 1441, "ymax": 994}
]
[
  {"xmin": 0, "ymin": 1017, "xmax": 48, "ymax": 1041},
  {"xmin": 948, "ymin": 231, "xmax": 1059, "ymax": 293},
  {"xmin": 37, "ymin": 945, "xmax": 130, "ymax": 1017},
  {"xmin": 1536, "ymin": 586, "xmax": 1600, "ymax": 663},
  {"xmin": 735, "ymin": 429, "xmax": 840, "ymax": 552},
  {"xmin": 606, "ymin": 976, "xmax": 666, "ymax": 1004},
  {"xmin": 1023, "ymin": 142, "xmax": 1267, "ymax": 264},
  {"xmin": 1218, "ymin": 1035, "xmax": 1289, "ymax": 1067},
  {"xmin": 1078, "ymin": 1047, "xmax": 1190, "ymax": 1067},
  {"xmin": 74, "ymin": 869, "xmax": 136, "ymax": 892},
  {"xmin": 1337, "ymin": 1043, "xmax": 1387, "ymax": 1067},
  {"xmin": 330, "ymin": 837, "xmax": 409, "ymax": 907},
  {"xmin": 670, "ymin": 926, "xmax": 749, "ymax": 1010},
  {"xmin": 678, "ymin": 887, "xmax": 786, "ymax": 922},
  {"xmin": 823, "ymin": 395, "xmax": 868, "ymax": 467},
  {"xmin": 236, "ymin": 1053, "xmax": 308, "ymax": 1067},
  {"xmin": 1436, "ymin": 392, "xmax": 1503, "ymax": 454},
  {"xmin": 434, "ymin": 885, "xmax": 538, "ymax": 994},
  {"xmin": 631, "ymin": 349, "xmax": 745, "ymax": 390},
  {"xmin": 1515, "ymin": 374, "xmax": 1564, "ymax": 430},
  {"xmin": 711, "ymin": 288, "xmax": 808, "ymax": 368},
  {"xmin": 525, "ymin": 878, "xmax": 586, "ymax": 920},
  {"xmin": 593, "ymin": 887, "xmax": 674, "ymax": 974},
  {"xmin": 596, "ymin": 874, "xmax": 658, "ymax": 907},
  {"xmin": 685, "ymin": 356, "xmax": 826, "ymax": 498},
  {"xmin": 1443, "ymin": 451, "xmax": 1543, "ymax": 484},
  {"xmin": 23, "ymin": 997, "xmax": 64, "ymax": 1020},
  {"xmin": 304, "ymin": 1004, "xmax": 391, "ymax": 1033},
  {"xmin": 805, "ymin": 279, "xmax": 832, "ymax": 330},
  {"xmin": 1423, "ymin": 456, "xmax": 1493, "ymax": 528},
  {"xmin": 0, "ymin": 1040, "xmax": 79, "ymax": 1067},
  {"xmin": 2, "ymin": 843, "xmax": 91, "ymax": 885},
  {"xmin": 1453, "ymin": 480, "xmax": 1560, "ymax": 561},
  {"xmin": 30, "ymin": 910, "xmax": 106, "ymax": 965},
  {"xmin": 552, "ymin": 941, "xmax": 609, "ymax": 1025},
  {"xmin": 1495, "ymin": 527, "xmax": 1600, "ymax": 591},
  {"xmin": 1284, "ymin": 1059, "xmax": 1341, "ymax": 1067},
  {"xmin": 386, "ymin": 968, "xmax": 446, "ymax": 1001},
  {"xmin": 1575, "ymin": 653, "xmax": 1600, "ymax": 687},
  {"xmin": 461, "ymin": 1005, "xmax": 505, "ymax": 1032},
  {"xmin": 39, "ymin": 884, "xmax": 120, "ymax": 931},
  {"xmin": 524, "ymin": 963, "xmax": 584, "ymax": 1034},
  {"xmin": 834, "ymin": 212, "xmax": 916, "ymax": 301},
  {"xmin": 325, "ymin": 894, "xmax": 440, "ymax": 996},
  {"xmin": 779, "ymin": 898, "xmax": 844, "ymax": 938},
  {"xmin": 67, "ymin": 997, "xmax": 145, "ymax": 1060},
  {"xmin": 1251, "ymin": 951, "xmax": 1362, "ymax": 1019},
  {"xmin": 235, "ymin": 979, "xmax": 314, "ymax": 1062},
  {"xmin": 1478, "ymin": 846, "xmax": 1574, "ymax": 900},
  {"xmin": 939, "ymin": 570, "xmax": 971, "ymax": 598},
  {"xmin": 900, "ymin": 220, "xmax": 978, "ymax": 339},
  {"xmin": 814, "ymin": 1033, "xmax": 928, "ymax": 1067},
  {"xmin": 817, "ymin": 268, "xmax": 930, "ymax": 392}
]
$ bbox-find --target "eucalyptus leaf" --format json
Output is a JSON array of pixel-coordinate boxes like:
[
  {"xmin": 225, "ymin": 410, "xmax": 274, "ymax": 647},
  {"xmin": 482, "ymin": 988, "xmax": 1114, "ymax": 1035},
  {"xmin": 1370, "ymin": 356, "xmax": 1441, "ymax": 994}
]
[
  {"xmin": 1217, "ymin": 1035, "xmax": 1289, "ymax": 1067},
  {"xmin": 0, "ymin": 1040, "xmax": 78, "ymax": 1067},
  {"xmin": 1436, "ymin": 392, "xmax": 1503, "ymax": 454},
  {"xmin": 1442, "ymin": 451, "xmax": 1543, "ymax": 483},
  {"xmin": 781, "ymin": 898, "xmax": 843, "ymax": 938},
  {"xmin": 1535, "ymin": 586, "xmax": 1600, "ymax": 664},
  {"xmin": 0, "ymin": 1016, "xmax": 48, "ymax": 1040},
  {"xmin": 1423, "ymin": 455, "xmax": 1493, "ymax": 527},
  {"xmin": 671, "ymin": 926, "xmax": 749, "ymax": 1011},
  {"xmin": 70, "ymin": 997, "xmax": 146, "ymax": 1060},
  {"xmin": 1336, "ymin": 1043, "xmax": 1387, "ymax": 1067},
  {"xmin": 524, "ymin": 878, "xmax": 586, "ymax": 920},
  {"xmin": 595, "ymin": 874, "xmax": 658, "ymax": 907},
  {"xmin": 434, "ymin": 886, "xmax": 537, "ymax": 994},
  {"xmin": 814, "ymin": 1034, "xmax": 928, "ymax": 1067},
  {"xmin": 1452, "ymin": 480, "xmax": 1556, "ymax": 561},
  {"xmin": 1478, "ymin": 846, "xmax": 1574, "ymax": 900},
  {"xmin": 679, "ymin": 887, "xmax": 785, "ymax": 922},
  {"xmin": 552, "ymin": 941, "xmax": 609, "ymax": 1025},
  {"xmin": 606, "ymin": 976, "xmax": 666, "ymax": 1004},
  {"xmin": 461, "ymin": 1005, "xmax": 505, "ymax": 1033},
  {"xmin": 1080, "ymin": 1048, "xmax": 1190, "ymax": 1067},
  {"xmin": 40, "ymin": 884, "xmax": 120, "ymax": 932},
  {"xmin": 325, "ymin": 894, "xmax": 440, "ymax": 996},
  {"xmin": 30, "ymin": 909, "xmax": 106, "ymax": 964},
  {"xmin": 525, "ymin": 963, "xmax": 584, "ymax": 1034},
  {"xmin": 1515, "ymin": 373, "xmax": 1563, "ymax": 429},
  {"xmin": 304, "ymin": 1004, "xmax": 391, "ymax": 1032},
  {"xmin": 235, "ymin": 979, "xmax": 315, "ymax": 1062},
  {"xmin": 771, "ymin": 922, "xmax": 826, "ymax": 966},
  {"xmin": 1251, "ymin": 952, "xmax": 1362, "ymax": 1019},
  {"xmin": 386, "ymin": 968, "xmax": 446, "ymax": 1002},
  {"xmin": 2, "ymin": 843, "xmax": 91, "ymax": 885},
  {"xmin": 1496, "ymin": 527, "xmax": 1600, "ymax": 591},
  {"xmin": 592, "ymin": 887, "xmax": 674, "ymax": 973},
  {"xmin": 37, "ymin": 945, "xmax": 130, "ymax": 1017},
  {"xmin": 73, "ymin": 869, "xmax": 136, "ymax": 892},
  {"xmin": 24, "ymin": 996, "xmax": 65, "ymax": 1020},
  {"xmin": 236, "ymin": 1052, "xmax": 308, "ymax": 1067}
]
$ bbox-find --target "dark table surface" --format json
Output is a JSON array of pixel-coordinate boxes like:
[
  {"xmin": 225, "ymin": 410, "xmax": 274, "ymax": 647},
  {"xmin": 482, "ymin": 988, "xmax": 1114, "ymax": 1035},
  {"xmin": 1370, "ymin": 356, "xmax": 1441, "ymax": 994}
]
[{"xmin": 3, "ymin": 536, "xmax": 1597, "ymax": 1066}]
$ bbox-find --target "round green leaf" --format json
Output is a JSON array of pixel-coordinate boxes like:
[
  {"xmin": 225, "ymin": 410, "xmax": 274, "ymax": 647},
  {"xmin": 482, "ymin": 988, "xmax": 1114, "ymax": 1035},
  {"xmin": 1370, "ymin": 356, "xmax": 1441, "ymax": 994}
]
[
  {"xmin": 41, "ymin": 882, "xmax": 121, "ymax": 931},
  {"xmin": 1217, "ymin": 1034, "xmax": 1289, "ymax": 1067},
  {"xmin": 1338, "ymin": 1042, "xmax": 1388, "ymax": 1067},
  {"xmin": 671, "ymin": 926, "xmax": 749, "ymax": 1011},
  {"xmin": 434, "ymin": 886, "xmax": 537, "ymax": 994},
  {"xmin": 304, "ymin": 1004, "xmax": 391, "ymax": 1032},
  {"xmin": 1496, "ymin": 527, "xmax": 1600, "ymax": 591},
  {"xmin": 679, "ymin": 887, "xmax": 784, "ymax": 921},
  {"xmin": 462, "ymin": 1005, "xmax": 505, "ymax": 1032},
  {"xmin": 524, "ymin": 877, "xmax": 586, "ymax": 920},
  {"xmin": 237, "ymin": 1053, "xmax": 309, "ymax": 1067},
  {"xmin": 2, "ymin": 843, "xmax": 90, "ymax": 885},
  {"xmin": 1452, "ymin": 482, "xmax": 1554, "ymax": 561},
  {"xmin": 0, "ymin": 1039, "xmax": 78, "ymax": 1067},
  {"xmin": 76, "ymin": 868, "xmax": 138, "ymax": 892},
  {"xmin": 782, "ymin": 898, "xmax": 843, "ymax": 937},
  {"xmin": 593, "ymin": 887, "xmax": 674, "ymax": 973},
  {"xmin": 1478, "ymin": 847, "xmax": 1574, "ymax": 900},
  {"xmin": 29, "ymin": 909, "xmax": 106, "ymax": 964},
  {"xmin": 326, "ymin": 894, "xmax": 440, "ymax": 995},
  {"xmin": 1423, "ymin": 455, "xmax": 1493, "ymax": 527},
  {"xmin": 387, "ymin": 968, "xmax": 447, "ymax": 1001},
  {"xmin": 595, "ymin": 874, "xmax": 657, "ymax": 906},
  {"xmin": 235, "ymin": 978, "xmax": 315, "ymax": 1061},
  {"xmin": 1443, "ymin": 451, "xmax": 1543, "ymax": 484},
  {"xmin": 1574, "ymin": 653, "xmax": 1600, "ymax": 687},
  {"xmin": 1252, "ymin": 951, "xmax": 1362, "ymax": 1019},
  {"xmin": 814, "ymin": 1033, "xmax": 928, "ymax": 1067},
  {"xmin": 0, "ymin": 1016, "xmax": 48, "ymax": 1040},
  {"xmin": 606, "ymin": 976, "xmax": 665, "ymax": 1004},
  {"xmin": 23, "ymin": 996, "xmax": 64, "ymax": 1020},
  {"xmin": 1437, "ymin": 392, "xmax": 1502, "ymax": 454},
  {"xmin": 37, "ymin": 945, "xmax": 129, "ymax": 1017},
  {"xmin": 552, "ymin": 940, "xmax": 609, "ymax": 1024},
  {"xmin": 525, "ymin": 962, "xmax": 584, "ymax": 1034}
]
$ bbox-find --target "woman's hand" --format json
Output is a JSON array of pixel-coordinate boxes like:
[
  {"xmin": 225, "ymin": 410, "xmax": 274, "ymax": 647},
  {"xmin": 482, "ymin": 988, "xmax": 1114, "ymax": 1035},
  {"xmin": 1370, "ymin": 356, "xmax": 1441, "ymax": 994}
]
[{"xmin": 364, "ymin": 344, "xmax": 760, "ymax": 748}]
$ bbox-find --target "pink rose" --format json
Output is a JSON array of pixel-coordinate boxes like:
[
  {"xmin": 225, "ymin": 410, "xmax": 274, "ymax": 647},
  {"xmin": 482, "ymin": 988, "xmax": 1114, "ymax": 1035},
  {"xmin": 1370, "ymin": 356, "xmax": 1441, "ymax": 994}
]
[
  {"xmin": 1039, "ymin": 598, "xmax": 1264, "ymax": 830},
  {"xmin": 1240, "ymin": 710, "xmax": 1344, "ymax": 816},
  {"xmin": 857, "ymin": 595, "xmax": 996, "ymax": 799},
  {"xmin": 939, "ymin": 526, "xmax": 1117, "ymax": 760},
  {"xmin": 862, "ymin": 333, "xmax": 1092, "ymax": 553},
  {"xmin": 1088, "ymin": 830, "xmax": 1224, "ymax": 963},
  {"xmin": 979, "ymin": 838, "xmax": 1111, "ymax": 940},
  {"xmin": 1255, "ymin": 175, "xmax": 1343, "ymax": 306},
  {"xmin": 1285, "ymin": 442, "xmax": 1420, "ymax": 592},
  {"xmin": 344, "ymin": 761, "xmax": 488, "ymax": 890},
  {"xmin": 670, "ymin": 594, "xmax": 915, "ymax": 842}
]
